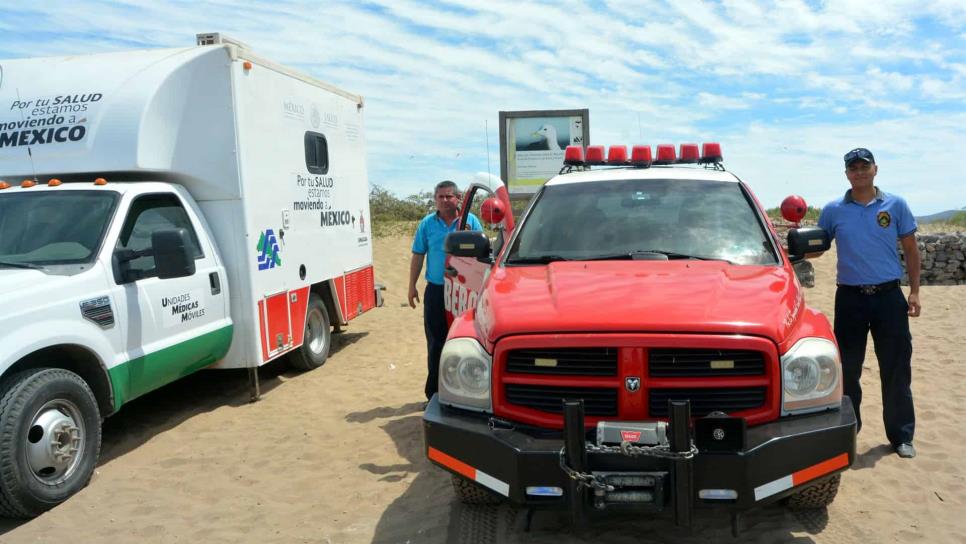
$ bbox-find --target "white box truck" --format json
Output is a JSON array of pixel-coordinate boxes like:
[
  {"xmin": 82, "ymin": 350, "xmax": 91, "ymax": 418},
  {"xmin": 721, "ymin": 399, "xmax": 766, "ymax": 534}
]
[{"xmin": 0, "ymin": 33, "xmax": 380, "ymax": 517}]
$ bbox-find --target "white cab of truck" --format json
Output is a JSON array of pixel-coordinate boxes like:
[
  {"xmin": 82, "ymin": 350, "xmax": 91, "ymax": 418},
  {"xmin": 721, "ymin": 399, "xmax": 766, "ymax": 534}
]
[{"xmin": 0, "ymin": 33, "xmax": 380, "ymax": 517}]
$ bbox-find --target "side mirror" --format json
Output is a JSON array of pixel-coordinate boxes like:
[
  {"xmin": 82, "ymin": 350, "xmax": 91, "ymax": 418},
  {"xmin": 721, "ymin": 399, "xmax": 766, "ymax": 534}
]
[
  {"xmin": 787, "ymin": 226, "xmax": 830, "ymax": 262},
  {"xmin": 445, "ymin": 231, "xmax": 492, "ymax": 263},
  {"xmin": 153, "ymin": 229, "xmax": 196, "ymax": 279}
]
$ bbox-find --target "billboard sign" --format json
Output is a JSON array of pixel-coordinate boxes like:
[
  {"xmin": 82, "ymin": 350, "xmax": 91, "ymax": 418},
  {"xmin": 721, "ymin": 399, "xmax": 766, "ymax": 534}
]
[{"xmin": 499, "ymin": 109, "xmax": 589, "ymax": 194}]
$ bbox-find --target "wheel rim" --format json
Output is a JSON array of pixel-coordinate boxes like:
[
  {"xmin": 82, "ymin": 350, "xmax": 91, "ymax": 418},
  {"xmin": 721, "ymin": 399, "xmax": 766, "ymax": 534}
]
[
  {"xmin": 26, "ymin": 399, "xmax": 86, "ymax": 486},
  {"xmin": 306, "ymin": 308, "xmax": 328, "ymax": 355}
]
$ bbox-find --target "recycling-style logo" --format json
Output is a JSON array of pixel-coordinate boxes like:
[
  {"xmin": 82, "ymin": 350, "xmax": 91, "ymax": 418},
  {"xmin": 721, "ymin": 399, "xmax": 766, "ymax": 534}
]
[{"xmin": 257, "ymin": 229, "xmax": 282, "ymax": 270}]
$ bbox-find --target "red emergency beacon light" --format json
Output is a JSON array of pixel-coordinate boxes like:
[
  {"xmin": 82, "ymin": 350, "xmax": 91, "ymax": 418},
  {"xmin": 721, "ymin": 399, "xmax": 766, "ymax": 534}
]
[
  {"xmin": 585, "ymin": 145, "xmax": 606, "ymax": 165},
  {"xmin": 679, "ymin": 143, "xmax": 700, "ymax": 164},
  {"xmin": 564, "ymin": 145, "xmax": 584, "ymax": 166},
  {"xmin": 481, "ymin": 197, "xmax": 506, "ymax": 225},
  {"xmin": 781, "ymin": 195, "xmax": 808, "ymax": 224},
  {"xmin": 607, "ymin": 145, "xmax": 627, "ymax": 164},
  {"xmin": 700, "ymin": 142, "xmax": 723, "ymax": 164},
  {"xmin": 630, "ymin": 145, "xmax": 652, "ymax": 166},
  {"xmin": 654, "ymin": 144, "xmax": 676, "ymax": 165}
]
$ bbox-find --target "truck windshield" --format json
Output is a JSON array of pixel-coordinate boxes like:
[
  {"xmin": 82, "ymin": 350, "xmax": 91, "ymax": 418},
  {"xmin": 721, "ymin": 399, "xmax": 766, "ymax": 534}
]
[
  {"xmin": 506, "ymin": 178, "xmax": 779, "ymax": 266},
  {"xmin": 0, "ymin": 190, "xmax": 118, "ymax": 266}
]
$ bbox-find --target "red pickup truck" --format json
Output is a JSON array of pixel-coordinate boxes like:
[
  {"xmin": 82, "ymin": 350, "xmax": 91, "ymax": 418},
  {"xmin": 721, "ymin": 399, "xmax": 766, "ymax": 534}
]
[{"xmin": 423, "ymin": 144, "xmax": 856, "ymax": 533}]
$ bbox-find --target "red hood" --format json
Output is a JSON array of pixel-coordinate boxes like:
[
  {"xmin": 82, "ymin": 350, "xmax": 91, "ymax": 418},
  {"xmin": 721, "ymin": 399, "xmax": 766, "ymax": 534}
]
[{"xmin": 475, "ymin": 260, "xmax": 802, "ymax": 347}]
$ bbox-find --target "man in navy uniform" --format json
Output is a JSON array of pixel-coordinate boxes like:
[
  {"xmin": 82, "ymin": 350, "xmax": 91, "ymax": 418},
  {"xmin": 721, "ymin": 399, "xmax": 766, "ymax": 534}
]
[
  {"xmin": 408, "ymin": 181, "xmax": 483, "ymax": 401},
  {"xmin": 819, "ymin": 148, "xmax": 921, "ymax": 458}
]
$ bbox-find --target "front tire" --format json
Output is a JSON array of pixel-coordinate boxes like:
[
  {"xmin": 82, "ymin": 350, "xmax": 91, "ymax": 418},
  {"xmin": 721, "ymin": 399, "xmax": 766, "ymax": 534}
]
[
  {"xmin": 785, "ymin": 474, "xmax": 841, "ymax": 510},
  {"xmin": 288, "ymin": 293, "xmax": 332, "ymax": 371},
  {"xmin": 0, "ymin": 368, "xmax": 102, "ymax": 518}
]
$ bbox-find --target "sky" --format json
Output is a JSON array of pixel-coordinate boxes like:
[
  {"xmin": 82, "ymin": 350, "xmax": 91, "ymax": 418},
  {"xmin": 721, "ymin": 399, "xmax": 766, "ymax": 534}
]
[{"xmin": 1, "ymin": 0, "xmax": 964, "ymax": 215}]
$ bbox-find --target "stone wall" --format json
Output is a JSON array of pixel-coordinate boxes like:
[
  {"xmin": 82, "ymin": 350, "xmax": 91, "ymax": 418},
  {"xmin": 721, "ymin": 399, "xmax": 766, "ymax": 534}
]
[{"xmin": 901, "ymin": 233, "xmax": 966, "ymax": 286}]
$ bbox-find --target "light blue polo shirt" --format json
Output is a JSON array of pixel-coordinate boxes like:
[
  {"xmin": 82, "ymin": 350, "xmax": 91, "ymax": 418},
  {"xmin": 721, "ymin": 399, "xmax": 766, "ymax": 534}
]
[
  {"xmin": 818, "ymin": 188, "xmax": 917, "ymax": 286},
  {"xmin": 412, "ymin": 212, "xmax": 483, "ymax": 285}
]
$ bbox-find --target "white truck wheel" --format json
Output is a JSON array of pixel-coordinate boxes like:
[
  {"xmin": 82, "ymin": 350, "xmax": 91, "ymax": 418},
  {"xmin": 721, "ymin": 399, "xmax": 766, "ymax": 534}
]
[
  {"xmin": 0, "ymin": 368, "xmax": 102, "ymax": 518},
  {"xmin": 288, "ymin": 293, "xmax": 331, "ymax": 371}
]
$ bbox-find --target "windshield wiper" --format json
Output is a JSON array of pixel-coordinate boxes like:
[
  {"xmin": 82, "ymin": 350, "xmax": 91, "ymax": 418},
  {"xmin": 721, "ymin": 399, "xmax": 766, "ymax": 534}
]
[
  {"xmin": 506, "ymin": 254, "xmax": 571, "ymax": 264},
  {"xmin": 0, "ymin": 260, "xmax": 45, "ymax": 270},
  {"xmin": 578, "ymin": 250, "xmax": 733, "ymax": 264}
]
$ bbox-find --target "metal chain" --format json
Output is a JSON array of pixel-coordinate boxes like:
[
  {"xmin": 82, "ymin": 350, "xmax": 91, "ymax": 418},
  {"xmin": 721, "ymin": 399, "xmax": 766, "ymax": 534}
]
[{"xmin": 558, "ymin": 441, "xmax": 700, "ymax": 491}]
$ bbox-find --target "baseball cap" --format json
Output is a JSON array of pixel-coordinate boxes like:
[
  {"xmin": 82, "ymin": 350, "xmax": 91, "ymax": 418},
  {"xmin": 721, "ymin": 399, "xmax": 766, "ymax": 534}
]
[{"xmin": 844, "ymin": 148, "xmax": 875, "ymax": 166}]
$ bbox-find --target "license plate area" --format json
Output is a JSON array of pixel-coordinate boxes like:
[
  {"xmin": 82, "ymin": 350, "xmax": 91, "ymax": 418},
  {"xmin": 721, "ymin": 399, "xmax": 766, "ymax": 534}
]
[{"xmin": 591, "ymin": 471, "xmax": 668, "ymax": 511}]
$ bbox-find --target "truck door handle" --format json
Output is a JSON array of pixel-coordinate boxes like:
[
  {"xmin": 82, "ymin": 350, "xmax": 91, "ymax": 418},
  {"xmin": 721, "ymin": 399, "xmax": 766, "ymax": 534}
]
[
  {"xmin": 444, "ymin": 266, "xmax": 458, "ymax": 278},
  {"xmin": 209, "ymin": 272, "xmax": 221, "ymax": 295}
]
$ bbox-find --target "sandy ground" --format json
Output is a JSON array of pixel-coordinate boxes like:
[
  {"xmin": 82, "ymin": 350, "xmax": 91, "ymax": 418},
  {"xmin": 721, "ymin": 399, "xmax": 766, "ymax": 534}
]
[{"xmin": 2, "ymin": 235, "xmax": 964, "ymax": 543}]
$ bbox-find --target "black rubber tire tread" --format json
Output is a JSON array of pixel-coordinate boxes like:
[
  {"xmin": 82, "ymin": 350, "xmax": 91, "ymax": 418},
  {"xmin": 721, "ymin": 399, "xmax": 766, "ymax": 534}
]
[
  {"xmin": 451, "ymin": 474, "xmax": 504, "ymax": 505},
  {"xmin": 288, "ymin": 293, "xmax": 331, "ymax": 371},
  {"xmin": 786, "ymin": 473, "xmax": 841, "ymax": 510},
  {"xmin": 0, "ymin": 368, "xmax": 102, "ymax": 518}
]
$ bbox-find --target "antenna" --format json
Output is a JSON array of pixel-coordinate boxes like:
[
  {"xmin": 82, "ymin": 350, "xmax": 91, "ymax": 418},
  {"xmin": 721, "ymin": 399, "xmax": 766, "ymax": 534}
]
[
  {"xmin": 637, "ymin": 112, "xmax": 642, "ymax": 141},
  {"xmin": 16, "ymin": 88, "xmax": 39, "ymax": 182},
  {"xmin": 485, "ymin": 119, "xmax": 491, "ymax": 178}
]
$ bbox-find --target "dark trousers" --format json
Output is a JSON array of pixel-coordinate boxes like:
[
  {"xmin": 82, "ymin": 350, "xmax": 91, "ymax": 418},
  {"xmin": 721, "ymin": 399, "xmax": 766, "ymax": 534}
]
[
  {"xmin": 834, "ymin": 285, "xmax": 915, "ymax": 446},
  {"xmin": 424, "ymin": 283, "xmax": 448, "ymax": 400}
]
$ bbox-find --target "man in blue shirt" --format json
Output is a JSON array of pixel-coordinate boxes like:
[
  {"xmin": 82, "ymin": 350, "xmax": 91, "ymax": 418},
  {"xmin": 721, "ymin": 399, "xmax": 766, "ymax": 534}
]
[
  {"xmin": 818, "ymin": 147, "xmax": 922, "ymax": 459},
  {"xmin": 408, "ymin": 180, "xmax": 483, "ymax": 401}
]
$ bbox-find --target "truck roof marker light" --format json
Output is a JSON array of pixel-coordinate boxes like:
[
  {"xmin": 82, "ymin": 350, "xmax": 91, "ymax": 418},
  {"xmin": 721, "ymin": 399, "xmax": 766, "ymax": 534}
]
[
  {"xmin": 585, "ymin": 145, "xmax": 606, "ymax": 165},
  {"xmin": 564, "ymin": 145, "xmax": 584, "ymax": 165},
  {"xmin": 94, "ymin": 177, "xmax": 108, "ymax": 186},
  {"xmin": 653, "ymin": 144, "xmax": 676, "ymax": 165},
  {"xmin": 700, "ymin": 142, "xmax": 723, "ymax": 164},
  {"xmin": 47, "ymin": 178, "xmax": 63, "ymax": 187},
  {"xmin": 630, "ymin": 145, "xmax": 652, "ymax": 166},
  {"xmin": 243, "ymin": 61, "xmax": 253, "ymax": 71},
  {"xmin": 21, "ymin": 179, "xmax": 37, "ymax": 188},
  {"xmin": 607, "ymin": 145, "xmax": 628, "ymax": 164},
  {"xmin": 679, "ymin": 143, "xmax": 700, "ymax": 163},
  {"xmin": 0, "ymin": 181, "xmax": 9, "ymax": 190}
]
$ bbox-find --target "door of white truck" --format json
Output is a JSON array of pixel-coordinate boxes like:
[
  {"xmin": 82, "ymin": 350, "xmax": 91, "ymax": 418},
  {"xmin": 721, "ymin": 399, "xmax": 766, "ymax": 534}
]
[
  {"xmin": 443, "ymin": 174, "xmax": 515, "ymax": 324},
  {"xmin": 108, "ymin": 189, "xmax": 232, "ymax": 403}
]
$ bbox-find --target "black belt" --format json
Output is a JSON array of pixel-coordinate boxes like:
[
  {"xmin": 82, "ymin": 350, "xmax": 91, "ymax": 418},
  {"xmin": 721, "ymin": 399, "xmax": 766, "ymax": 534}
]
[{"xmin": 837, "ymin": 280, "xmax": 900, "ymax": 295}]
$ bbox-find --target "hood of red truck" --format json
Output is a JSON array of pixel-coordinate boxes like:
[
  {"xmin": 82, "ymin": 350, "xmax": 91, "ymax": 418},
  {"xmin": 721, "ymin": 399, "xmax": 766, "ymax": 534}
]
[{"xmin": 476, "ymin": 260, "xmax": 801, "ymax": 346}]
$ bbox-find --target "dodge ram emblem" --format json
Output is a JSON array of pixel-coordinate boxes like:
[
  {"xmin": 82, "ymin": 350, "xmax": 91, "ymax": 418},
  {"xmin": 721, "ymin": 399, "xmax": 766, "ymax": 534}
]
[{"xmin": 625, "ymin": 377, "xmax": 641, "ymax": 392}]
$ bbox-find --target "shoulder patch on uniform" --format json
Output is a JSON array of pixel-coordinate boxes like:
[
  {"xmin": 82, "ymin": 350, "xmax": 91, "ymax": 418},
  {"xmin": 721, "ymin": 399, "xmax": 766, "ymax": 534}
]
[{"xmin": 877, "ymin": 211, "xmax": 891, "ymax": 228}]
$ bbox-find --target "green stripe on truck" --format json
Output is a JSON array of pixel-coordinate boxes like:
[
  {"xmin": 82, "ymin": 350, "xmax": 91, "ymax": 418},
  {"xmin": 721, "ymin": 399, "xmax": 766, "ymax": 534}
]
[{"xmin": 109, "ymin": 325, "xmax": 234, "ymax": 410}]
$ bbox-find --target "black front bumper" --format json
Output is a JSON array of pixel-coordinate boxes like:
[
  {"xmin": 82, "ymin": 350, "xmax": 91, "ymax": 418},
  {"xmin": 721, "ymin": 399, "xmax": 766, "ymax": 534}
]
[{"xmin": 423, "ymin": 398, "xmax": 856, "ymax": 515}]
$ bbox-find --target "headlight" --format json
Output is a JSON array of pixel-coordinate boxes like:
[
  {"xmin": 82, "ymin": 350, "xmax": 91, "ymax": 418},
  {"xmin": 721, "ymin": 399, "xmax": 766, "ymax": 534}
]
[
  {"xmin": 438, "ymin": 337, "xmax": 492, "ymax": 412},
  {"xmin": 781, "ymin": 337, "xmax": 842, "ymax": 415}
]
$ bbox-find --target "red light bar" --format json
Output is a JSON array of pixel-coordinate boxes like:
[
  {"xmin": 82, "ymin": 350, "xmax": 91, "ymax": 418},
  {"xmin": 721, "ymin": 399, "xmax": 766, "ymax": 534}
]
[
  {"xmin": 564, "ymin": 145, "xmax": 584, "ymax": 165},
  {"xmin": 585, "ymin": 145, "xmax": 606, "ymax": 165},
  {"xmin": 679, "ymin": 143, "xmax": 700, "ymax": 163},
  {"xmin": 607, "ymin": 145, "xmax": 628, "ymax": 164},
  {"xmin": 630, "ymin": 145, "xmax": 652, "ymax": 166},
  {"xmin": 654, "ymin": 144, "xmax": 676, "ymax": 165},
  {"xmin": 700, "ymin": 142, "xmax": 723, "ymax": 164}
]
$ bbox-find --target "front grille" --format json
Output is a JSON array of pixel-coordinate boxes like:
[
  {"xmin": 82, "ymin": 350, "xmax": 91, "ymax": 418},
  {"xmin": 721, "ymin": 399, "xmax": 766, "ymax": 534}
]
[
  {"xmin": 649, "ymin": 349, "xmax": 764, "ymax": 377},
  {"xmin": 505, "ymin": 384, "xmax": 618, "ymax": 416},
  {"xmin": 648, "ymin": 387, "xmax": 766, "ymax": 417},
  {"xmin": 506, "ymin": 348, "xmax": 618, "ymax": 376}
]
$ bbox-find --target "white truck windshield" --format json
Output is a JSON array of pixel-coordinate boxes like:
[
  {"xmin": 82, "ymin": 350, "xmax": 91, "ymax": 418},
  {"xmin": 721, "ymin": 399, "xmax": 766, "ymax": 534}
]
[
  {"xmin": 506, "ymin": 179, "xmax": 779, "ymax": 266},
  {"xmin": 0, "ymin": 190, "xmax": 118, "ymax": 266}
]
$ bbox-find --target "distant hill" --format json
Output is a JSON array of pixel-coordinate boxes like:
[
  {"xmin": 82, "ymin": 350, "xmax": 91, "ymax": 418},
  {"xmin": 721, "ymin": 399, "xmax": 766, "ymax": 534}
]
[{"xmin": 917, "ymin": 208, "xmax": 966, "ymax": 223}]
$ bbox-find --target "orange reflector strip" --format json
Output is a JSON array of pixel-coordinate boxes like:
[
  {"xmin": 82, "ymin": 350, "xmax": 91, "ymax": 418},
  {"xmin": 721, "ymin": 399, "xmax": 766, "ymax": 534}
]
[
  {"xmin": 21, "ymin": 179, "xmax": 36, "ymax": 188},
  {"xmin": 94, "ymin": 177, "xmax": 107, "ymax": 186},
  {"xmin": 792, "ymin": 452, "xmax": 849, "ymax": 486},
  {"xmin": 48, "ymin": 178, "xmax": 62, "ymax": 186},
  {"xmin": 427, "ymin": 447, "xmax": 476, "ymax": 480}
]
